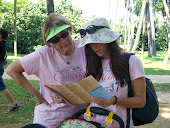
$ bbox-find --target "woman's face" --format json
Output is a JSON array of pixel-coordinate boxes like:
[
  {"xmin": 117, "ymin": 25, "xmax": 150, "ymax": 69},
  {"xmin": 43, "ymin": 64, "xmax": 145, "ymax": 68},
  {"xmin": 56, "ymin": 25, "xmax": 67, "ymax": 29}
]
[
  {"xmin": 50, "ymin": 28, "xmax": 74, "ymax": 56},
  {"xmin": 89, "ymin": 43, "xmax": 110, "ymax": 59}
]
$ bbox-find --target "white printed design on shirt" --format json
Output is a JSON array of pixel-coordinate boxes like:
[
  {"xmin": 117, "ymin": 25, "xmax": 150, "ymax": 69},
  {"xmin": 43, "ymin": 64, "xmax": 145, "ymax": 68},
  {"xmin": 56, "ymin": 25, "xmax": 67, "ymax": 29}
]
[
  {"xmin": 99, "ymin": 68, "xmax": 120, "ymax": 93},
  {"xmin": 53, "ymin": 66, "xmax": 85, "ymax": 85}
]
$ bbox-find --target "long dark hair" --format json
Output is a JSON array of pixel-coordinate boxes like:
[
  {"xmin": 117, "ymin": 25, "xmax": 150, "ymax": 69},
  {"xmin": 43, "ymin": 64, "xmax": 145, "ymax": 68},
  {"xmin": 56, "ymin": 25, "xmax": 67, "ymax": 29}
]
[{"xmin": 85, "ymin": 41, "xmax": 129, "ymax": 87}]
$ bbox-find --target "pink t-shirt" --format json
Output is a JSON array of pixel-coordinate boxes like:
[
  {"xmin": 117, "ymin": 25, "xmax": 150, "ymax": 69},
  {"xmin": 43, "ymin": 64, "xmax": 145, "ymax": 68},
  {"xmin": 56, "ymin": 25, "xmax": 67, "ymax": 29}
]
[
  {"xmin": 19, "ymin": 40, "xmax": 86, "ymax": 128},
  {"xmin": 84, "ymin": 55, "xmax": 145, "ymax": 128}
]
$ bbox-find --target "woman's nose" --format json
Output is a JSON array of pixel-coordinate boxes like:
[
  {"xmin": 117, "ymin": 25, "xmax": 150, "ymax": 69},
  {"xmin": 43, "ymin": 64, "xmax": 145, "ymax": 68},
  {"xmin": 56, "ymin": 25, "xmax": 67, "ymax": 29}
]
[{"xmin": 59, "ymin": 38, "xmax": 66, "ymax": 44}]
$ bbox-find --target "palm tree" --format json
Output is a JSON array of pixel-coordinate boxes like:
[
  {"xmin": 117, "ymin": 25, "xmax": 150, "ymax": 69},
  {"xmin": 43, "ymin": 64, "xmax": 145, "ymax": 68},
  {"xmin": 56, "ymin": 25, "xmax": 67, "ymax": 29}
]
[
  {"xmin": 113, "ymin": 0, "xmax": 118, "ymax": 30},
  {"xmin": 148, "ymin": 0, "xmax": 156, "ymax": 56},
  {"xmin": 124, "ymin": 0, "xmax": 130, "ymax": 51},
  {"xmin": 131, "ymin": 0, "xmax": 147, "ymax": 53},
  {"xmin": 147, "ymin": 1, "xmax": 152, "ymax": 57},
  {"xmin": 141, "ymin": 5, "xmax": 147, "ymax": 59},
  {"xmin": 130, "ymin": 0, "xmax": 134, "ymax": 52},
  {"xmin": 163, "ymin": 0, "xmax": 170, "ymax": 63}
]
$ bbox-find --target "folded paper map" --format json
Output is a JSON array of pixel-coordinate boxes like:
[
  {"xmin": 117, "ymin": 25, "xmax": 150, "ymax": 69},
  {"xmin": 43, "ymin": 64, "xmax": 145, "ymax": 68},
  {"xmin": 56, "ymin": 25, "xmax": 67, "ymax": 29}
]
[{"xmin": 44, "ymin": 75, "xmax": 112, "ymax": 105}]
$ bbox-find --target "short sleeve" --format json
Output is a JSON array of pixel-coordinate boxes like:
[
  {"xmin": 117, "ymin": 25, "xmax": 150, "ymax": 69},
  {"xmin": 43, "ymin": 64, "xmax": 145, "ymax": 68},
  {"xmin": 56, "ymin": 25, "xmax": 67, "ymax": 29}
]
[
  {"xmin": 129, "ymin": 55, "xmax": 145, "ymax": 81},
  {"xmin": 19, "ymin": 50, "xmax": 40, "ymax": 76}
]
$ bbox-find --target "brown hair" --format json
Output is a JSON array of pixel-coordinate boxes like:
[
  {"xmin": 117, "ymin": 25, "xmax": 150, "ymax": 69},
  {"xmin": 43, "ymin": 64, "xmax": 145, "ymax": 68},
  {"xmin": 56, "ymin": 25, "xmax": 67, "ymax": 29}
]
[
  {"xmin": 42, "ymin": 13, "xmax": 72, "ymax": 47},
  {"xmin": 85, "ymin": 40, "xmax": 129, "ymax": 87}
]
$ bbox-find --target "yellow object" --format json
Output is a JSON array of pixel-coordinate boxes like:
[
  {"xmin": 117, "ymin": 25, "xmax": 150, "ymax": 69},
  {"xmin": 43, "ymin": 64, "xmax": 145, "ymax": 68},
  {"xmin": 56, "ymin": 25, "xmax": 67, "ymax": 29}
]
[
  {"xmin": 86, "ymin": 106, "xmax": 93, "ymax": 121},
  {"xmin": 104, "ymin": 112, "xmax": 114, "ymax": 127}
]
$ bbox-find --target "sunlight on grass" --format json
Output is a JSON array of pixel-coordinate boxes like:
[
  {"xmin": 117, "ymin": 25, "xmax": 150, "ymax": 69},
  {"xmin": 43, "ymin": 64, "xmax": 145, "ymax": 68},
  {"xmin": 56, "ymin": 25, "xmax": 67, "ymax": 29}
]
[
  {"xmin": 7, "ymin": 56, "xmax": 22, "ymax": 59},
  {"xmin": 5, "ymin": 51, "xmax": 170, "ymax": 75},
  {"xmin": 0, "ymin": 80, "xmax": 39, "ymax": 127},
  {"xmin": 135, "ymin": 51, "xmax": 170, "ymax": 75}
]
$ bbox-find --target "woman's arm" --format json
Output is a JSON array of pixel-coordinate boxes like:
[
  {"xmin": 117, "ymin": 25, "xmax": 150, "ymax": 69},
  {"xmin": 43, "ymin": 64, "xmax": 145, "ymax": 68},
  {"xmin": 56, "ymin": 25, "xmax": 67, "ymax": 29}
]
[
  {"xmin": 92, "ymin": 77, "xmax": 146, "ymax": 108},
  {"xmin": 114, "ymin": 77, "xmax": 146, "ymax": 108},
  {"xmin": 6, "ymin": 60, "xmax": 51, "ymax": 107}
]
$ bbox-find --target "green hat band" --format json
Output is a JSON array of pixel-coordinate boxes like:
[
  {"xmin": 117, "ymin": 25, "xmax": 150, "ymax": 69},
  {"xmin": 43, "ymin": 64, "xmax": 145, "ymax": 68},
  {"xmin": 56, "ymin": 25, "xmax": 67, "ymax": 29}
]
[{"xmin": 46, "ymin": 24, "xmax": 71, "ymax": 42}]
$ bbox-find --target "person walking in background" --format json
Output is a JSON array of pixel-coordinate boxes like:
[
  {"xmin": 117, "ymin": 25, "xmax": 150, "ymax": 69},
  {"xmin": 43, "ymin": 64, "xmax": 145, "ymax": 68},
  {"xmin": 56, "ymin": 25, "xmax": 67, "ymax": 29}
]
[
  {"xmin": 78, "ymin": 17, "xmax": 146, "ymax": 128},
  {"xmin": 0, "ymin": 28, "xmax": 20, "ymax": 112},
  {"xmin": 6, "ymin": 13, "xmax": 86, "ymax": 128}
]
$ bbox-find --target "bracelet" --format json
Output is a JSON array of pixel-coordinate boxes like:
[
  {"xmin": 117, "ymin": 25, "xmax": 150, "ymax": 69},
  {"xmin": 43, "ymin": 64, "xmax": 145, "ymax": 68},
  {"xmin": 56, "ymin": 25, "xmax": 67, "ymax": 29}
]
[{"xmin": 113, "ymin": 96, "xmax": 117, "ymax": 105}]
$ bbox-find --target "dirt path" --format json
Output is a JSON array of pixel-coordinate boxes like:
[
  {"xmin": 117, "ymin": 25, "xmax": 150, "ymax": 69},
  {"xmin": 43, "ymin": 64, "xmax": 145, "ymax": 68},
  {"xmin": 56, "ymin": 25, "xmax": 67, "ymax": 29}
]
[{"xmin": 134, "ymin": 91, "xmax": 170, "ymax": 128}]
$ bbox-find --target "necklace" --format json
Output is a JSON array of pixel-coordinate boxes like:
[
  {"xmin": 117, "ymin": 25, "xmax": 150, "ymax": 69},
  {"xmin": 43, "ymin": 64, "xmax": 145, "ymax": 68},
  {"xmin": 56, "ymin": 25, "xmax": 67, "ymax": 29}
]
[
  {"xmin": 57, "ymin": 50, "xmax": 73, "ymax": 65},
  {"xmin": 56, "ymin": 42, "xmax": 75, "ymax": 65}
]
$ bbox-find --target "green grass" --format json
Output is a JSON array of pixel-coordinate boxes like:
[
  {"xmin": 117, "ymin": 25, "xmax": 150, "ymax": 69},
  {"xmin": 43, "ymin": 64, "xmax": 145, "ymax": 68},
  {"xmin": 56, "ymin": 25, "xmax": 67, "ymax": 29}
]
[
  {"xmin": 133, "ymin": 51, "xmax": 170, "ymax": 75},
  {"xmin": 0, "ymin": 51, "xmax": 169, "ymax": 127},
  {"xmin": 4, "ymin": 52, "xmax": 26, "ymax": 69},
  {"xmin": 154, "ymin": 83, "xmax": 170, "ymax": 92},
  {"xmin": 0, "ymin": 80, "xmax": 39, "ymax": 127},
  {"xmin": 5, "ymin": 51, "xmax": 170, "ymax": 75},
  {"xmin": 0, "ymin": 80, "xmax": 169, "ymax": 127}
]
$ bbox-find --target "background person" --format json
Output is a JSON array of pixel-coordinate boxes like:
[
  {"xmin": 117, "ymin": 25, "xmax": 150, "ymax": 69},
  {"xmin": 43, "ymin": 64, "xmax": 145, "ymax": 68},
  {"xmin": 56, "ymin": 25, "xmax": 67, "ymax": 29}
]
[
  {"xmin": 0, "ymin": 28, "xmax": 20, "ymax": 112},
  {"xmin": 6, "ymin": 13, "xmax": 86, "ymax": 128},
  {"xmin": 78, "ymin": 17, "xmax": 146, "ymax": 128}
]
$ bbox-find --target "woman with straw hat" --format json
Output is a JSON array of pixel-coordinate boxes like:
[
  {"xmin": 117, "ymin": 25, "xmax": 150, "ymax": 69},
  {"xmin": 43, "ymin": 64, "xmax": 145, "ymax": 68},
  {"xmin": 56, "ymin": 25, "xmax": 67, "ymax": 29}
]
[{"xmin": 78, "ymin": 17, "xmax": 146, "ymax": 128}]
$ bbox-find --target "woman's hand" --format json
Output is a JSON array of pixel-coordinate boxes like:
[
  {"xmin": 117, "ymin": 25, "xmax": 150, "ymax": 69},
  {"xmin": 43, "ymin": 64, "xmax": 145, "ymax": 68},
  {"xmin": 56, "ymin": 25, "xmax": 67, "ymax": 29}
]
[
  {"xmin": 5, "ymin": 60, "xmax": 51, "ymax": 107},
  {"xmin": 52, "ymin": 95, "xmax": 64, "ymax": 104},
  {"xmin": 35, "ymin": 94, "xmax": 51, "ymax": 107},
  {"xmin": 91, "ymin": 96, "xmax": 116, "ymax": 108}
]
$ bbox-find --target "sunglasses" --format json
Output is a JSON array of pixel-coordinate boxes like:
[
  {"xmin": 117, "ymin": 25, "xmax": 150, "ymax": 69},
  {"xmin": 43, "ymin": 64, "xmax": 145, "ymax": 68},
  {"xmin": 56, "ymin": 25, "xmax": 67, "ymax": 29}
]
[
  {"xmin": 80, "ymin": 25, "xmax": 109, "ymax": 38},
  {"xmin": 50, "ymin": 29, "xmax": 69, "ymax": 44}
]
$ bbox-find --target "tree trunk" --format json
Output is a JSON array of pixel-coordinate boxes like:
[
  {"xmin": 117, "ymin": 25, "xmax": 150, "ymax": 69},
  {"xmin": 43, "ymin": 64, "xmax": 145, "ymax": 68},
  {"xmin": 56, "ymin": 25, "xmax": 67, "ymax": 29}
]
[
  {"xmin": 130, "ymin": 0, "xmax": 134, "ymax": 52},
  {"xmin": 14, "ymin": 0, "xmax": 17, "ymax": 57},
  {"xmin": 47, "ymin": 0, "xmax": 54, "ymax": 15},
  {"xmin": 127, "ymin": 6, "xmax": 131, "ymax": 52},
  {"xmin": 149, "ymin": 0, "xmax": 156, "ymax": 56},
  {"xmin": 113, "ymin": 0, "xmax": 118, "ymax": 30},
  {"xmin": 131, "ymin": 0, "xmax": 147, "ymax": 53},
  {"xmin": 163, "ymin": 0, "xmax": 170, "ymax": 63},
  {"xmin": 141, "ymin": 8, "xmax": 147, "ymax": 59},
  {"xmin": 123, "ymin": 0, "xmax": 129, "ymax": 50},
  {"xmin": 147, "ymin": 2, "xmax": 152, "ymax": 57}
]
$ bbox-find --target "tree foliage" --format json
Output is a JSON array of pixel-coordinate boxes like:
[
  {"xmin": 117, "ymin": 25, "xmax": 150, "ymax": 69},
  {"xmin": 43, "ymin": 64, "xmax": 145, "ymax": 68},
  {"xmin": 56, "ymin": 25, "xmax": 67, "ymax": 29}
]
[
  {"xmin": 155, "ymin": 23, "xmax": 168, "ymax": 50},
  {"xmin": 0, "ymin": 0, "xmax": 89, "ymax": 54},
  {"xmin": 1, "ymin": 2, "xmax": 46, "ymax": 54},
  {"xmin": 55, "ymin": 0, "xmax": 89, "ymax": 39},
  {"xmin": 0, "ymin": 0, "xmax": 29, "ymax": 14},
  {"xmin": 0, "ymin": 0, "xmax": 168, "ymax": 54},
  {"xmin": 131, "ymin": 0, "xmax": 169, "ymax": 53}
]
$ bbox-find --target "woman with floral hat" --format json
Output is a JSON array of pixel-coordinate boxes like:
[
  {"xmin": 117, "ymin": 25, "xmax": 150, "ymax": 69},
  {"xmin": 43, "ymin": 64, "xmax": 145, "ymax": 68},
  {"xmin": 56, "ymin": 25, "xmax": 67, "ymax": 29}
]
[
  {"xmin": 6, "ymin": 13, "xmax": 86, "ymax": 128},
  {"xmin": 78, "ymin": 17, "xmax": 146, "ymax": 128}
]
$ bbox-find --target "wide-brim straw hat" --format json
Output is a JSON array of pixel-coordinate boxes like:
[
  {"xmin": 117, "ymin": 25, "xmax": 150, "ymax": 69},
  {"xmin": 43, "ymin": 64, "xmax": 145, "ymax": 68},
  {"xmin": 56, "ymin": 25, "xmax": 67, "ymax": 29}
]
[{"xmin": 77, "ymin": 17, "xmax": 121, "ymax": 47}]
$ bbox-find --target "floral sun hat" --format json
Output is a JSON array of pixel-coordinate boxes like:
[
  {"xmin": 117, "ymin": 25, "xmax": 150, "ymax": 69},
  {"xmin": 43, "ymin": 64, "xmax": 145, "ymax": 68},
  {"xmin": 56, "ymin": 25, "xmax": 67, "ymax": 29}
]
[{"xmin": 77, "ymin": 17, "xmax": 121, "ymax": 47}]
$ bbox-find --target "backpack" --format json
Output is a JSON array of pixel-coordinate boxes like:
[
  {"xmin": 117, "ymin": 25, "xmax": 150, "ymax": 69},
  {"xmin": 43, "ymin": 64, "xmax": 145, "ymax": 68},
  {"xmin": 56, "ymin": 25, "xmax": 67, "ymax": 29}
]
[
  {"xmin": 122, "ymin": 52, "xmax": 159, "ymax": 128},
  {"xmin": 55, "ymin": 107, "xmax": 125, "ymax": 128}
]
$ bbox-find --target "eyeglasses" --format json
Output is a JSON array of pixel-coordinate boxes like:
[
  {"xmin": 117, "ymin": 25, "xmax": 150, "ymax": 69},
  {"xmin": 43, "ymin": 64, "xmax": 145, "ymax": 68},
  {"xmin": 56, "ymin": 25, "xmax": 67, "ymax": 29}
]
[
  {"xmin": 80, "ymin": 25, "xmax": 109, "ymax": 38},
  {"xmin": 50, "ymin": 29, "xmax": 69, "ymax": 44}
]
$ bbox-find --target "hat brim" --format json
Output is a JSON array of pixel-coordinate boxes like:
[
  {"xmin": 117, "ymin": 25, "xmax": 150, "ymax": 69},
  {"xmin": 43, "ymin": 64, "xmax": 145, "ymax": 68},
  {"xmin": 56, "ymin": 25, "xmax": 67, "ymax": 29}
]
[
  {"xmin": 77, "ymin": 28, "xmax": 121, "ymax": 48},
  {"xmin": 46, "ymin": 24, "xmax": 70, "ymax": 42}
]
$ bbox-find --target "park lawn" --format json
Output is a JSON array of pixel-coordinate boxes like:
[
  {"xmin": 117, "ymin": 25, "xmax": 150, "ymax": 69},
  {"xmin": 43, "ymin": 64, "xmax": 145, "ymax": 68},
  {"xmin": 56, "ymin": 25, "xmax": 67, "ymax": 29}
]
[
  {"xmin": 0, "ymin": 79, "xmax": 170, "ymax": 127},
  {"xmin": 5, "ymin": 51, "xmax": 170, "ymax": 75},
  {"xmin": 133, "ymin": 51, "xmax": 170, "ymax": 75},
  {"xmin": 0, "ymin": 50, "xmax": 169, "ymax": 127},
  {"xmin": 0, "ymin": 80, "xmax": 39, "ymax": 128}
]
